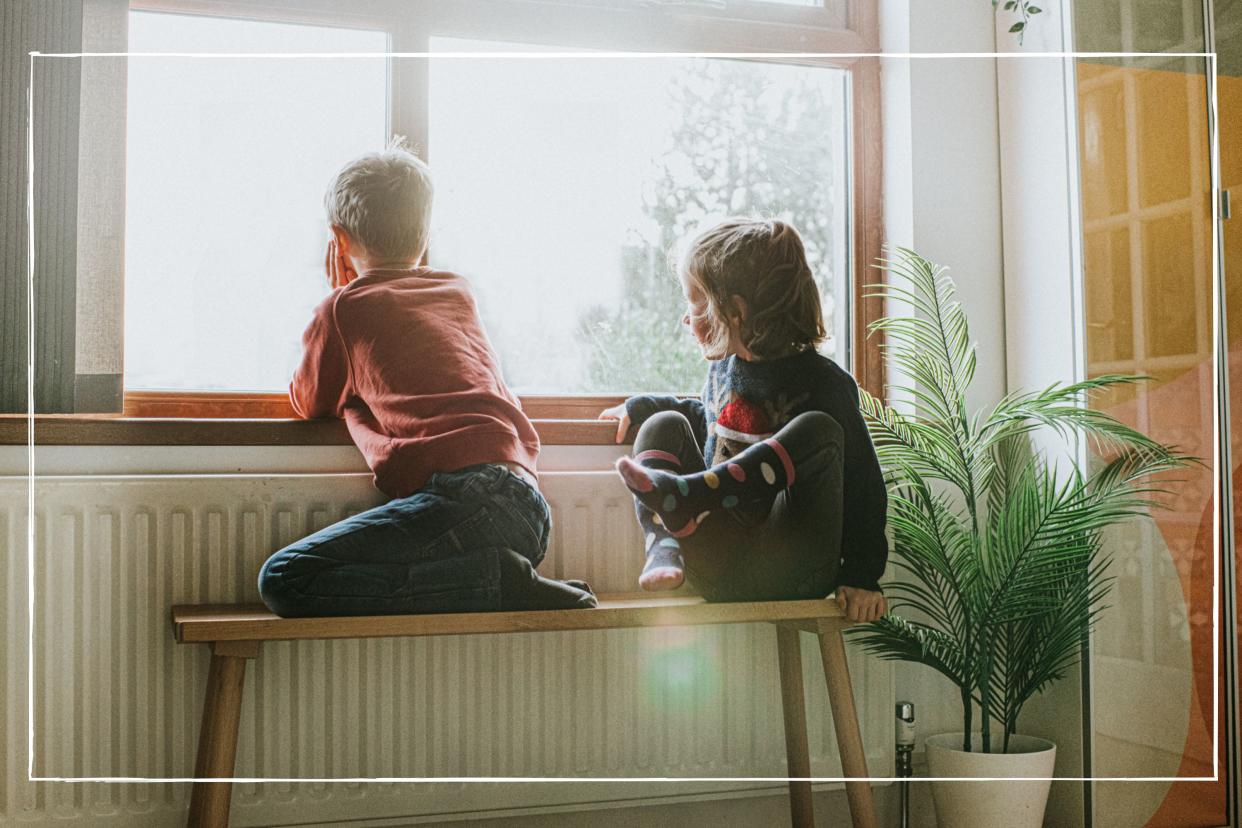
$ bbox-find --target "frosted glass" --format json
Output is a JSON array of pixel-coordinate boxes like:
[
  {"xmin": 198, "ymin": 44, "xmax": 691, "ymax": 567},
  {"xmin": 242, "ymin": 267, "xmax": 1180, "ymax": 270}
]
[
  {"xmin": 428, "ymin": 39, "xmax": 850, "ymax": 394},
  {"xmin": 125, "ymin": 12, "xmax": 388, "ymax": 391}
]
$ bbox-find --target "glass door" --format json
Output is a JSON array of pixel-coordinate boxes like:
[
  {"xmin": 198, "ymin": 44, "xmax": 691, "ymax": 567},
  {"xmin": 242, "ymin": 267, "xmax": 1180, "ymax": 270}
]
[{"xmin": 1075, "ymin": 1, "xmax": 1237, "ymax": 825}]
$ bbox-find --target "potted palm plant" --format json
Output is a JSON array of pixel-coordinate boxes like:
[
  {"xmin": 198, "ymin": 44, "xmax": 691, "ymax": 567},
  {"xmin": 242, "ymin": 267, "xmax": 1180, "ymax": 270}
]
[{"xmin": 850, "ymin": 249, "xmax": 1188, "ymax": 828}]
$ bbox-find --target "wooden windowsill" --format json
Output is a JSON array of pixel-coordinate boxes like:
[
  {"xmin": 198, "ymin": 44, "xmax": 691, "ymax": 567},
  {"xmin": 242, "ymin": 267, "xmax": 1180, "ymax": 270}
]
[
  {"xmin": 120, "ymin": 391, "xmax": 631, "ymax": 421},
  {"xmin": 0, "ymin": 415, "xmax": 624, "ymax": 447}
]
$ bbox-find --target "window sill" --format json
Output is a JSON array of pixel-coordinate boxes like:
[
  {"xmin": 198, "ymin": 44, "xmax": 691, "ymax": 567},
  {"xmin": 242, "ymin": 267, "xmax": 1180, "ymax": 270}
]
[
  {"xmin": 0, "ymin": 416, "xmax": 622, "ymax": 447},
  {"xmin": 120, "ymin": 392, "xmax": 630, "ymax": 421},
  {"xmin": 0, "ymin": 392, "xmax": 640, "ymax": 446}
]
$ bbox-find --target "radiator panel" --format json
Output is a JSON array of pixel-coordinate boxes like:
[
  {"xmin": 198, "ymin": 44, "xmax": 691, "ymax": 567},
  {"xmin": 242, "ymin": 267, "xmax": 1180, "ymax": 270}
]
[{"xmin": 0, "ymin": 474, "xmax": 891, "ymax": 826}]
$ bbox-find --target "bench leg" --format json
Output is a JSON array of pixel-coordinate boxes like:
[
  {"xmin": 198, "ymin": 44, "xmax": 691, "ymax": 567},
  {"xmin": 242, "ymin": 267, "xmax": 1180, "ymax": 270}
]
[
  {"xmin": 188, "ymin": 641, "xmax": 259, "ymax": 828},
  {"xmin": 816, "ymin": 628, "xmax": 877, "ymax": 828},
  {"xmin": 776, "ymin": 626, "xmax": 815, "ymax": 828}
]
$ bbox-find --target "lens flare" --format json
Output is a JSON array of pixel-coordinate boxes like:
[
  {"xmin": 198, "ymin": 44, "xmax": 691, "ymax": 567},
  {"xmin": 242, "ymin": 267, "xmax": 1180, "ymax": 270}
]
[{"xmin": 637, "ymin": 628, "xmax": 721, "ymax": 706}]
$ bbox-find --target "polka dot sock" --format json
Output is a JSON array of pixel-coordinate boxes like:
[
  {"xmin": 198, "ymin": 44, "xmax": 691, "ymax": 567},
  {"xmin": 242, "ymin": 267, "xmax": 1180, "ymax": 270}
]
[
  {"xmin": 625, "ymin": 449, "xmax": 687, "ymax": 590},
  {"xmin": 615, "ymin": 437, "xmax": 796, "ymax": 534},
  {"xmin": 639, "ymin": 533, "xmax": 685, "ymax": 591}
]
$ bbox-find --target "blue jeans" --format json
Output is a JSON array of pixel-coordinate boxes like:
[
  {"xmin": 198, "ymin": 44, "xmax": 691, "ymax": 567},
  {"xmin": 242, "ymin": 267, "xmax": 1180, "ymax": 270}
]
[{"xmin": 258, "ymin": 463, "xmax": 554, "ymax": 617}]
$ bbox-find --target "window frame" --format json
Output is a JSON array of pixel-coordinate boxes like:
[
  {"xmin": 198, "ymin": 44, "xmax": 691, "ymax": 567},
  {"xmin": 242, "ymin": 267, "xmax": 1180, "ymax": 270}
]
[{"xmin": 9, "ymin": 0, "xmax": 883, "ymax": 446}]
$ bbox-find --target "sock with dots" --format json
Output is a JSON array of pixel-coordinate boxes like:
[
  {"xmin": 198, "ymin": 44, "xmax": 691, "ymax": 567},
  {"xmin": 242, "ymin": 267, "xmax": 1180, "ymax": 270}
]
[
  {"xmin": 615, "ymin": 437, "xmax": 796, "ymax": 536},
  {"xmin": 625, "ymin": 449, "xmax": 688, "ymax": 590}
]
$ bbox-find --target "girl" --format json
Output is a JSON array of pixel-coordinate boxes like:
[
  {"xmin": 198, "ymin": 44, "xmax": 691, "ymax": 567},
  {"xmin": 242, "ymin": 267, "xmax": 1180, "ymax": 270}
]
[{"xmin": 599, "ymin": 219, "xmax": 888, "ymax": 622}]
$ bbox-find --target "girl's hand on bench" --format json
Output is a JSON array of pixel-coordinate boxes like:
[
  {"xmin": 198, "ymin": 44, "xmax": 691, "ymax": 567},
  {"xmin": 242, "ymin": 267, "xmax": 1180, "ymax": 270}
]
[
  {"xmin": 598, "ymin": 404, "xmax": 631, "ymax": 444},
  {"xmin": 835, "ymin": 586, "xmax": 886, "ymax": 623}
]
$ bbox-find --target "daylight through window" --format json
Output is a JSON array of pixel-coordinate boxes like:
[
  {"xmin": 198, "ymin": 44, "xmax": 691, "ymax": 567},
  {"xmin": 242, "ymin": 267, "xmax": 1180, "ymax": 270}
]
[
  {"xmin": 429, "ymin": 40, "xmax": 851, "ymax": 394},
  {"xmin": 123, "ymin": 15, "xmax": 853, "ymax": 397}
]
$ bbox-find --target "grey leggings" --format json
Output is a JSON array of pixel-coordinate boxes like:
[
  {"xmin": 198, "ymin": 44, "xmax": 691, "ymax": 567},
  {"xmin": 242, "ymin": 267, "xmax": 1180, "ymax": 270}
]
[{"xmin": 631, "ymin": 409, "xmax": 845, "ymax": 602}]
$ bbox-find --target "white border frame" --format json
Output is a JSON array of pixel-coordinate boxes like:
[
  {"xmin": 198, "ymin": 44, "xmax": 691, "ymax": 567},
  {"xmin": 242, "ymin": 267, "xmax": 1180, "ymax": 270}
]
[{"xmin": 24, "ymin": 48, "xmax": 1222, "ymax": 785}]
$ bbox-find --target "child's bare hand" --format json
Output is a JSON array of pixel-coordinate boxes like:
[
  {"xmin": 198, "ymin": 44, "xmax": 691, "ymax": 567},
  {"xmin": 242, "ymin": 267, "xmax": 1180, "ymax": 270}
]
[
  {"xmin": 326, "ymin": 238, "xmax": 357, "ymax": 289},
  {"xmin": 598, "ymin": 403, "xmax": 631, "ymax": 444},
  {"xmin": 836, "ymin": 586, "xmax": 887, "ymax": 623}
]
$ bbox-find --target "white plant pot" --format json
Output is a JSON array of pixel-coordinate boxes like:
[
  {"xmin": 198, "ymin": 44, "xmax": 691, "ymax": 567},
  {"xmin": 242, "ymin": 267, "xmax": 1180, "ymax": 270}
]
[{"xmin": 925, "ymin": 732, "xmax": 1057, "ymax": 828}]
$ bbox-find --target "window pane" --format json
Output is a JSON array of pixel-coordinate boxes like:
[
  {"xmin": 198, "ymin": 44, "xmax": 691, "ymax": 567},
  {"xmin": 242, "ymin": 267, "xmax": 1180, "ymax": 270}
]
[
  {"xmin": 731, "ymin": 0, "xmax": 846, "ymax": 29},
  {"xmin": 429, "ymin": 40, "xmax": 850, "ymax": 394},
  {"xmin": 125, "ymin": 12, "xmax": 388, "ymax": 391}
]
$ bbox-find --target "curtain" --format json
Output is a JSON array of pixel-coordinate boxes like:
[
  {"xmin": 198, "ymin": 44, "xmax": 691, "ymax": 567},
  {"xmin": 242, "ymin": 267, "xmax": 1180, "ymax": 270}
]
[{"xmin": 0, "ymin": 0, "xmax": 126, "ymax": 413}]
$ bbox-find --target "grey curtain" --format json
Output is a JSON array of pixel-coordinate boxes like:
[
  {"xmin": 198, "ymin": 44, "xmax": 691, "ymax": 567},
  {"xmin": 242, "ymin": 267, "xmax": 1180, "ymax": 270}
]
[{"xmin": 1, "ymin": 0, "xmax": 127, "ymax": 413}]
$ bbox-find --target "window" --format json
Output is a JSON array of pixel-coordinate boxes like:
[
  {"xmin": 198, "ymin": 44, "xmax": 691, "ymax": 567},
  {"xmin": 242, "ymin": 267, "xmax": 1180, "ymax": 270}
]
[
  {"xmin": 428, "ymin": 39, "xmax": 850, "ymax": 394},
  {"xmin": 125, "ymin": 12, "xmax": 389, "ymax": 391},
  {"xmin": 108, "ymin": 0, "xmax": 881, "ymax": 437}
]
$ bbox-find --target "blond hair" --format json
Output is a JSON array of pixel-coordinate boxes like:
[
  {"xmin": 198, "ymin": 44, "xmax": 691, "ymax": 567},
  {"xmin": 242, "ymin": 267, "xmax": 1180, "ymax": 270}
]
[
  {"xmin": 324, "ymin": 137, "xmax": 433, "ymax": 263},
  {"xmin": 678, "ymin": 218, "xmax": 826, "ymax": 361}
]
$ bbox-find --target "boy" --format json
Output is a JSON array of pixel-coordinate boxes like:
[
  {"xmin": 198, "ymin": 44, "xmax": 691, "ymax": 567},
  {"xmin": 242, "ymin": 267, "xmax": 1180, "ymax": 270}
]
[{"xmin": 258, "ymin": 141, "xmax": 596, "ymax": 617}]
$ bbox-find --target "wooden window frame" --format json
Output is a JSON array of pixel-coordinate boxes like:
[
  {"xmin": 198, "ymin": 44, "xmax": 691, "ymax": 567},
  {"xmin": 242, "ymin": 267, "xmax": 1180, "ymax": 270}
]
[{"xmin": 4, "ymin": 0, "xmax": 883, "ymax": 447}]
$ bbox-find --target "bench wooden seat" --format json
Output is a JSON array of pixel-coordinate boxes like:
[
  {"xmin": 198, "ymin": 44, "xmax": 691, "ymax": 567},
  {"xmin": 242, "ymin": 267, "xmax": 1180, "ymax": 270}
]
[{"xmin": 171, "ymin": 594, "xmax": 878, "ymax": 828}]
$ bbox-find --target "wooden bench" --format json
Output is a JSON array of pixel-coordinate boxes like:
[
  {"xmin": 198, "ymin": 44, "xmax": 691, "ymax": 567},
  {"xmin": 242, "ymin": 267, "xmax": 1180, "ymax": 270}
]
[{"xmin": 171, "ymin": 595, "xmax": 878, "ymax": 828}]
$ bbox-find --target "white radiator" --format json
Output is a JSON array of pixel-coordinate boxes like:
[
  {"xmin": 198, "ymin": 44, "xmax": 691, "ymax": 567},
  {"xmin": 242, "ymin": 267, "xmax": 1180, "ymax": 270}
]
[{"xmin": 0, "ymin": 472, "xmax": 891, "ymax": 827}]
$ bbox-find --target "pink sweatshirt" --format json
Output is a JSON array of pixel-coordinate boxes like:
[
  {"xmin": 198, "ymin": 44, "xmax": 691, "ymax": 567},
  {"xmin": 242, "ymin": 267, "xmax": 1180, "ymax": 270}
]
[{"xmin": 290, "ymin": 267, "xmax": 540, "ymax": 498}]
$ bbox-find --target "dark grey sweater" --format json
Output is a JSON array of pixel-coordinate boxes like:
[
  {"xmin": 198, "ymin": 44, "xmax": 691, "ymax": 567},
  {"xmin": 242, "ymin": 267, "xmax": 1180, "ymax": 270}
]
[{"xmin": 625, "ymin": 349, "xmax": 888, "ymax": 591}]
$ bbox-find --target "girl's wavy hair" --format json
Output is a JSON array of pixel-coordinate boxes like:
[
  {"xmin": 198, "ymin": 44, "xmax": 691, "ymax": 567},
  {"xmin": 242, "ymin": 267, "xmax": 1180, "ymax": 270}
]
[{"xmin": 677, "ymin": 218, "xmax": 826, "ymax": 361}]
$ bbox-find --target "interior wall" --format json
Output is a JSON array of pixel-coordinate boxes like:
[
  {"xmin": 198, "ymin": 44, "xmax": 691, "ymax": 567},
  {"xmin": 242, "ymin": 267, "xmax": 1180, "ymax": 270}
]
[
  {"xmin": 994, "ymin": 3, "xmax": 1091, "ymax": 826},
  {"xmin": 879, "ymin": 0, "xmax": 1012, "ymax": 817}
]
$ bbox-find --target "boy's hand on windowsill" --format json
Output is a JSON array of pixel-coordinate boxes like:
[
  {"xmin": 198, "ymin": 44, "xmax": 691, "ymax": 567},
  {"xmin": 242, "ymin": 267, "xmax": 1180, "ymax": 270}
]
[
  {"xmin": 597, "ymin": 404, "xmax": 631, "ymax": 444},
  {"xmin": 326, "ymin": 238, "xmax": 358, "ymax": 290},
  {"xmin": 836, "ymin": 586, "xmax": 886, "ymax": 623}
]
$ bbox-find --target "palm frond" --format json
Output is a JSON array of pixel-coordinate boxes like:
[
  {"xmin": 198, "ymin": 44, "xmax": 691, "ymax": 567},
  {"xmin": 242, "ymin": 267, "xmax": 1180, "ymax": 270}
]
[
  {"xmin": 976, "ymin": 448, "xmax": 1177, "ymax": 631},
  {"xmin": 983, "ymin": 430, "xmax": 1033, "ymax": 521},
  {"xmin": 886, "ymin": 485, "xmax": 975, "ymax": 631},
  {"xmin": 995, "ymin": 550, "xmax": 1115, "ymax": 729},
  {"xmin": 852, "ymin": 248, "xmax": 1190, "ymax": 751},
  {"xmin": 849, "ymin": 615, "xmax": 968, "ymax": 686},
  {"xmin": 868, "ymin": 248, "xmax": 985, "ymax": 524},
  {"xmin": 980, "ymin": 375, "xmax": 1176, "ymax": 459},
  {"xmin": 868, "ymin": 247, "xmax": 978, "ymax": 403},
  {"xmin": 861, "ymin": 388, "xmax": 972, "ymax": 492}
]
